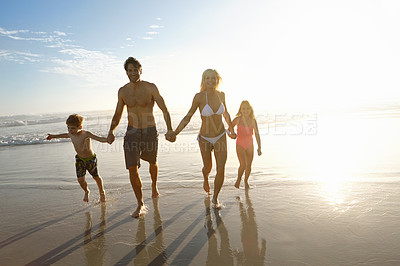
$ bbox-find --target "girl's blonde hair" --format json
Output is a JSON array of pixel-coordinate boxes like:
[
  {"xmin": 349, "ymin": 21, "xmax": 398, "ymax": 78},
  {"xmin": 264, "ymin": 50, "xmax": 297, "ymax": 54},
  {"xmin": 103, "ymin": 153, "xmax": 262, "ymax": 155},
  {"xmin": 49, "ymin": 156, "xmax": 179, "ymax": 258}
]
[
  {"xmin": 236, "ymin": 100, "xmax": 255, "ymax": 119},
  {"xmin": 200, "ymin": 69, "xmax": 222, "ymax": 92}
]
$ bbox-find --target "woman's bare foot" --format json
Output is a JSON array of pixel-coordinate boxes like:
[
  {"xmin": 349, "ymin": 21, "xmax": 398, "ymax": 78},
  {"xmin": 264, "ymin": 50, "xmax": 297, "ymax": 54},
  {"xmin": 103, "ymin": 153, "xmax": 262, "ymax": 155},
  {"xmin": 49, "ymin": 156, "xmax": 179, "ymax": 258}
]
[
  {"xmin": 244, "ymin": 182, "xmax": 250, "ymax": 189},
  {"xmin": 83, "ymin": 190, "xmax": 90, "ymax": 202},
  {"xmin": 203, "ymin": 180, "xmax": 211, "ymax": 194},
  {"xmin": 152, "ymin": 186, "xmax": 160, "ymax": 198},
  {"xmin": 234, "ymin": 179, "xmax": 241, "ymax": 189},
  {"xmin": 100, "ymin": 191, "xmax": 106, "ymax": 202},
  {"xmin": 212, "ymin": 198, "xmax": 223, "ymax": 209},
  {"xmin": 131, "ymin": 205, "xmax": 147, "ymax": 218}
]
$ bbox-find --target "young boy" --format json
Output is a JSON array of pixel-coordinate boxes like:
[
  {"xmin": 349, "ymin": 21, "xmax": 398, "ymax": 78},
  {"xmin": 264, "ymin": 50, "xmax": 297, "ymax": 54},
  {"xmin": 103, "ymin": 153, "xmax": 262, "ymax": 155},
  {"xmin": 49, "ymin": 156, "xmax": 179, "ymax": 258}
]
[{"xmin": 47, "ymin": 114, "xmax": 108, "ymax": 202}]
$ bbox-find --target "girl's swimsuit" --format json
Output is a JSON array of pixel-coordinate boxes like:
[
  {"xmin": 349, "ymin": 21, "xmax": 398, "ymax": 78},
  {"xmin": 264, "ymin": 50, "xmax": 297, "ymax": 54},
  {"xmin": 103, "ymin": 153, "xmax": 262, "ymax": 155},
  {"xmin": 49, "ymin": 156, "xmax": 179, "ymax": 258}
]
[
  {"xmin": 198, "ymin": 91, "xmax": 226, "ymax": 145},
  {"xmin": 236, "ymin": 123, "xmax": 254, "ymax": 150}
]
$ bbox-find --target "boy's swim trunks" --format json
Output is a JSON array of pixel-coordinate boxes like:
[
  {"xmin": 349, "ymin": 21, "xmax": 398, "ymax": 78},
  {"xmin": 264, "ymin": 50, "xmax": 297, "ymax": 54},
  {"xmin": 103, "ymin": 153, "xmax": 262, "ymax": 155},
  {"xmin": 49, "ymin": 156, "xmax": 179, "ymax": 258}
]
[
  {"xmin": 75, "ymin": 154, "xmax": 98, "ymax": 178},
  {"xmin": 123, "ymin": 126, "xmax": 158, "ymax": 169}
]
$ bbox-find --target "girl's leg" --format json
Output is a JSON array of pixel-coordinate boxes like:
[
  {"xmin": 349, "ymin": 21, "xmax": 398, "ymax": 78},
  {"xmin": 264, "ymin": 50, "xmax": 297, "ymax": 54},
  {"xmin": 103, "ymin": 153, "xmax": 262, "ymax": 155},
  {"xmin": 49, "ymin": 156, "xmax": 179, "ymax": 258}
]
[
  {"xmin": 213, "ymin": 135, "xmax": 227, "ymax": 208},
  {"xmin": 199, "ymin": 137, "xmax": 213, "ymax": 193},
  {"xmin": 77, "ymin": 175, "xmax": 90, "ymax": 202},
  {"xmin": 244, "ymin": 145, "xmax": 254, "ymax": 189},
  {"xmin": 235, "ymin": 144, "xmax": 246, "ymax": 188},
  {"xmin": 92, "ymin": 175, "xmax": 106, "ymax": 202}
]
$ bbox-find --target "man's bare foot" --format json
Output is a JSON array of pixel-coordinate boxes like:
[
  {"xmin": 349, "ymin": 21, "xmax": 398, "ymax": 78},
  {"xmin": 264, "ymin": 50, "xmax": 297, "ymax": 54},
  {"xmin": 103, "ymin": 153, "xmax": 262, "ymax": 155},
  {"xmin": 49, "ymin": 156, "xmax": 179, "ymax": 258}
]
[
  {"xmin": 203, "ymin": 181, "xmax": 211, "ymax": 194},
  {"xmin": 244, "ymin": 182, "xmax": 250, "ymax": 189},
  {"xmin": 83, "ymin": 190, "xmax": 90, "ymax": 202},
  {"xmin": 131, "ymin": 205, "xmax": 147, "ymax": 218},
  {"xmin": 234, "ymin": 179, "xmax": 241, "ymax": 189},
  {"xmin": 100, "ymin": 191, "xmax": 106, "ymax": 202}
]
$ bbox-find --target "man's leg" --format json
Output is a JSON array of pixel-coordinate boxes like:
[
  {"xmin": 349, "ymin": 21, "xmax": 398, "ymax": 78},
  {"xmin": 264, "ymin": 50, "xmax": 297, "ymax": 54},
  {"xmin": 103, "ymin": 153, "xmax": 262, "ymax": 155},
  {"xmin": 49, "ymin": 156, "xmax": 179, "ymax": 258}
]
[
  {"xmin": 129, "ymin": 166, "xmax": 146, "ymax": 218},
  {"xmin": 149, "ymin": 162, "xmax": 159, "ymax": 198}
]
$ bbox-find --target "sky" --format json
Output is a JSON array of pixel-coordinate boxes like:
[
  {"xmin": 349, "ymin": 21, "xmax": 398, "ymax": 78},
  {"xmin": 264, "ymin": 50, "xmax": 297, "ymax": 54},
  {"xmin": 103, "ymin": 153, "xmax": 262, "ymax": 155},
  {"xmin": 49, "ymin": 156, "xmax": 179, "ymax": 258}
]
[{"xmin": 1, "ymin": 0, "xmax": 400, "ymax": 116}]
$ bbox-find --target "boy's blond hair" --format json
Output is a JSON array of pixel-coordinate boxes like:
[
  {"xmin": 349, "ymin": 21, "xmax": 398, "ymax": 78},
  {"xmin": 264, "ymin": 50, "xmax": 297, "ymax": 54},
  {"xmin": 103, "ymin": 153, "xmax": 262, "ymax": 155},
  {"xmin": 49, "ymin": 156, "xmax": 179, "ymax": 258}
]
[{"xmin": 66, "ymin": 114, "xmax": 84, "ymax": 127}]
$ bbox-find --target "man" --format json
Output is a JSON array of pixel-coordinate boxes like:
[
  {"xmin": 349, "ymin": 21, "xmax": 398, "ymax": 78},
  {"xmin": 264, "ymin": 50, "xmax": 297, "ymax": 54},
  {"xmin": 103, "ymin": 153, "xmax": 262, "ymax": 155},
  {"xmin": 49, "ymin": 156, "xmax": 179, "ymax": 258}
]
[{"xmin": 107, "ymin": 57, "xmax": 175, "ymax": 218}]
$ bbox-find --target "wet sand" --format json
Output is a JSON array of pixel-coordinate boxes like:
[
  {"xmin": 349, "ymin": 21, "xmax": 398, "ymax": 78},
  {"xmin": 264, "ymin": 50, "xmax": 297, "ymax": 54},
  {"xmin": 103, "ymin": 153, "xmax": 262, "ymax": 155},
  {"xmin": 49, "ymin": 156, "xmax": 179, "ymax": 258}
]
[{"xmin": 1, "ymin": 133, "xmax": 400, "ymax": 265}]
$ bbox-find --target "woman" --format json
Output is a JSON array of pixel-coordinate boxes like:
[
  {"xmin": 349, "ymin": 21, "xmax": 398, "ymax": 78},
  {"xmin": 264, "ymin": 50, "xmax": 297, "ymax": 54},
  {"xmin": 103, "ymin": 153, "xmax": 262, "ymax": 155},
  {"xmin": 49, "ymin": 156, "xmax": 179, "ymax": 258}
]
[{"xmin": 174, "ymin": 69, "xmax": 236, "ymax": 208}]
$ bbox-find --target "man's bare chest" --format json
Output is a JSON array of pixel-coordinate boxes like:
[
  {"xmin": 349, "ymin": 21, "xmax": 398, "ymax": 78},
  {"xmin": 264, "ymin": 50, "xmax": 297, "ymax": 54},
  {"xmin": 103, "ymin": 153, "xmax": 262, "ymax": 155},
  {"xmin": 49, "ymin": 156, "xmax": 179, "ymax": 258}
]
[{"xmin": 124, "ymin": 88, "xmax": 153, "ymax": 107}]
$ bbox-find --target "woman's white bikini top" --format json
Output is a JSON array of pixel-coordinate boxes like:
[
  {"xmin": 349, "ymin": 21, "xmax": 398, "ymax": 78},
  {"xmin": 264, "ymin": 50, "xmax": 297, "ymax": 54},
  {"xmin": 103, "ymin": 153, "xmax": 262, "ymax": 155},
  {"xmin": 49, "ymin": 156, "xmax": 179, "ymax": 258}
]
[{"xmin": 201, "ymin": 92, "xmax": 225, "ymax": 117}]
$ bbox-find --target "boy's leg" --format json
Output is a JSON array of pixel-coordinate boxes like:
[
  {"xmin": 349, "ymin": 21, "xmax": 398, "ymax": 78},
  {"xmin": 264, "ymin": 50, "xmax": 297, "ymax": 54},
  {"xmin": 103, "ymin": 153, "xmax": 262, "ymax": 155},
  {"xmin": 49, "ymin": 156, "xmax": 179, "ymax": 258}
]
[
  {"xmin": 77, "ymin": 176, "xmax": 90, "ymax": 202},
  {"xmin": 92, "ymin": 175, "xmax": 106, "ymax": 202},
  {"xmin": 235, "ymin": 144, "xmax": 246, "ymax": 188},
  {"xmin": 129, "ymin": 166, "xmax": 146, "ymax": 218},
  {"xmin": 149, "ymin": 162, "xmax": 159, "ymax": 198}
]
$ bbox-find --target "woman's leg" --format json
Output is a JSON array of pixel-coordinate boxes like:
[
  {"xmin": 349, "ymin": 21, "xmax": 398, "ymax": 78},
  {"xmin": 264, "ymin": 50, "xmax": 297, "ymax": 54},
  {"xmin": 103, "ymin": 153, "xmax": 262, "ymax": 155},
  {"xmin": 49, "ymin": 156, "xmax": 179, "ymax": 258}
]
[
  {"xmin": 213, "ymin": 135, "xmax": 227, "ymax": 208},
  {"xmin": 199, "ymin": 137, "xmax": 213, "ymax": 193}
]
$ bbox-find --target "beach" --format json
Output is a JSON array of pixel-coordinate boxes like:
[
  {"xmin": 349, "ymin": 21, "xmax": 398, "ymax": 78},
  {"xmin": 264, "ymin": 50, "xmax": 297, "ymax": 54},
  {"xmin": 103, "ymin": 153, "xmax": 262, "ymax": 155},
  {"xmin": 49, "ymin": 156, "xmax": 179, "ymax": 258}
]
[{"xmin": 1, "ymin": 112, "xmax": 400, "ymax": 265}]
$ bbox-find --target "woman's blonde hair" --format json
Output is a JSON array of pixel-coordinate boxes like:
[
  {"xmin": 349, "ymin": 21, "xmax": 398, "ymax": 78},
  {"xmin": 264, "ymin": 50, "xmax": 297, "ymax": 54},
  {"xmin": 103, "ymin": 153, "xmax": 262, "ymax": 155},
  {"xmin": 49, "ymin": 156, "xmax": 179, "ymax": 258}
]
[
  {"xmin": 200, "ymin": 69, "xmax": 222, "ymax": 92},
  {"xmin": 236, "ymin": 100, "xmax": 255, "ymax": 119}
]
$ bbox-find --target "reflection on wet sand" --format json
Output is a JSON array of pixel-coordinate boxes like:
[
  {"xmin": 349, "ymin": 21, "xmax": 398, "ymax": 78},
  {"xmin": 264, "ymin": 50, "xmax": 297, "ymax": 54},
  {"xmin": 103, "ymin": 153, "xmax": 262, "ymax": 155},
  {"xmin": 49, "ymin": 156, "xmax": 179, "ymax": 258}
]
[
  {"xmin": 134, "ymin": 213, "xmax": 149, "ymax": 264},
  {"xmin": 148, "ymin": 198, "xmax": 167, "ymax": 265},
  {"xmin": 235, "ymin": 190, "xmax": 266, "ymax": 265},
  {"xmin": 134, "ymin": 198, "xmax": 167, "ymax": 265},
  {"xmin": 84, "ymin": 203, "xmax": 107, "ymax": 266},
  {"xmin": 204, "ymin": 196, "xmax": 233, "ymax": 266}
]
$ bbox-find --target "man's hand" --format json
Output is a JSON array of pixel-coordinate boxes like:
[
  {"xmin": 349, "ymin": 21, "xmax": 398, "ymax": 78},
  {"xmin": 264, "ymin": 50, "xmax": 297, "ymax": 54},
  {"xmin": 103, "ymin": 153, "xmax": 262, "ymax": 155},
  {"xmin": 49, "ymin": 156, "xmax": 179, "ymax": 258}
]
[
  {"xmin": 107, "ymin": 132, "xmax": 115, "ymax": 144},
  {"xmin": 257, "ymin": 148, "xmax": 262, "ymax": 156},
  {"xmin": 165, "ymin": 130, "xmax": 176, "ymax": 143}
]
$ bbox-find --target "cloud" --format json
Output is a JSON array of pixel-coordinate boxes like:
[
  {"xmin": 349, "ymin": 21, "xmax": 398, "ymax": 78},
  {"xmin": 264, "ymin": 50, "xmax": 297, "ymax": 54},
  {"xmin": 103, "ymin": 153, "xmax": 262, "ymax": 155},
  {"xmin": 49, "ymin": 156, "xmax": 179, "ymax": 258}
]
[
  {"xmin": 53, "ymin": 31, "xmax": 67, "ymax": 36},
  {"xmin": 41, "ymin": 48, "xmax": 122, "ymax": 86},
  {"xmin": 0, "ymin": 27, "xmax": 76, "ymax": 49},
  {"xmin": 149, "ymin": 25, "xmax": 164, "ymax": 29},
  {"xmin": 0, "ymin": 49, "xmax": 41, "ymax": 64},
  {"xmin": 146, "ymin": 32, "xmax": 159, "ymax": 35},
  {"xmin": 0, "ymin": 26, "xmax": 123, "ymax": 86}
]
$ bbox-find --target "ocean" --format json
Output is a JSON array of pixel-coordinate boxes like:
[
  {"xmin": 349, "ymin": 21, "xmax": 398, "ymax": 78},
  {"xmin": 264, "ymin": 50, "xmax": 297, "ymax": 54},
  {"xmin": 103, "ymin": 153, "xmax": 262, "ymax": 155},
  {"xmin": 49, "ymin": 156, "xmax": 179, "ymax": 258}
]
[{"xmin": 1, "ymin": 108, "xmax": 400, "ymax": 182}]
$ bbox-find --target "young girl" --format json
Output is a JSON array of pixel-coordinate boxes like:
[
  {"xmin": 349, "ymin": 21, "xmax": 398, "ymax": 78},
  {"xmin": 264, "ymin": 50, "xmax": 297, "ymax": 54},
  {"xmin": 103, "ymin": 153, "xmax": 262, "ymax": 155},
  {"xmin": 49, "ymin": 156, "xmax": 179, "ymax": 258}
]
[{"xmin": 232, "ymin": 101, "xmax": 262, "ymax": 189}]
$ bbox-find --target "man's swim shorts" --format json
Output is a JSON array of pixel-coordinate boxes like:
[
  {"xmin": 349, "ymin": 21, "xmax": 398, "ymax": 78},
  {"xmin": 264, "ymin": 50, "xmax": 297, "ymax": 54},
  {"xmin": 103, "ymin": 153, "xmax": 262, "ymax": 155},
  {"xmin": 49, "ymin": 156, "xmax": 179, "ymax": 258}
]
[
  {"xmin": 123, "ymin": 126, "xmax": 158, "ymax": 169},
  {"xmin": 75, "ymin": 154, "xmax": 99, "ymax": 178}
]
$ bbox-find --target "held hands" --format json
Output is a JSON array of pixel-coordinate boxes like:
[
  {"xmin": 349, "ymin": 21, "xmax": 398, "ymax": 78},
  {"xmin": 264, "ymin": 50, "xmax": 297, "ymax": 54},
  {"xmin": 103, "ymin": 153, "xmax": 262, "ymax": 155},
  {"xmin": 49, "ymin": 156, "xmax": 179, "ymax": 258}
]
[
  {"xmin": 46, "ymin": 134, "xmax": 53, "ymax": 140},
  {"xmin": 107, "ymin": 132, "xmax": 115, "ymax": 144},
  {"xmin": 165, "ymin": 130, "xmax": 176, "ymax": 143},
  {"xmin": 227, "ymin": 131, "xmax": 237, "ymax": 139}
]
